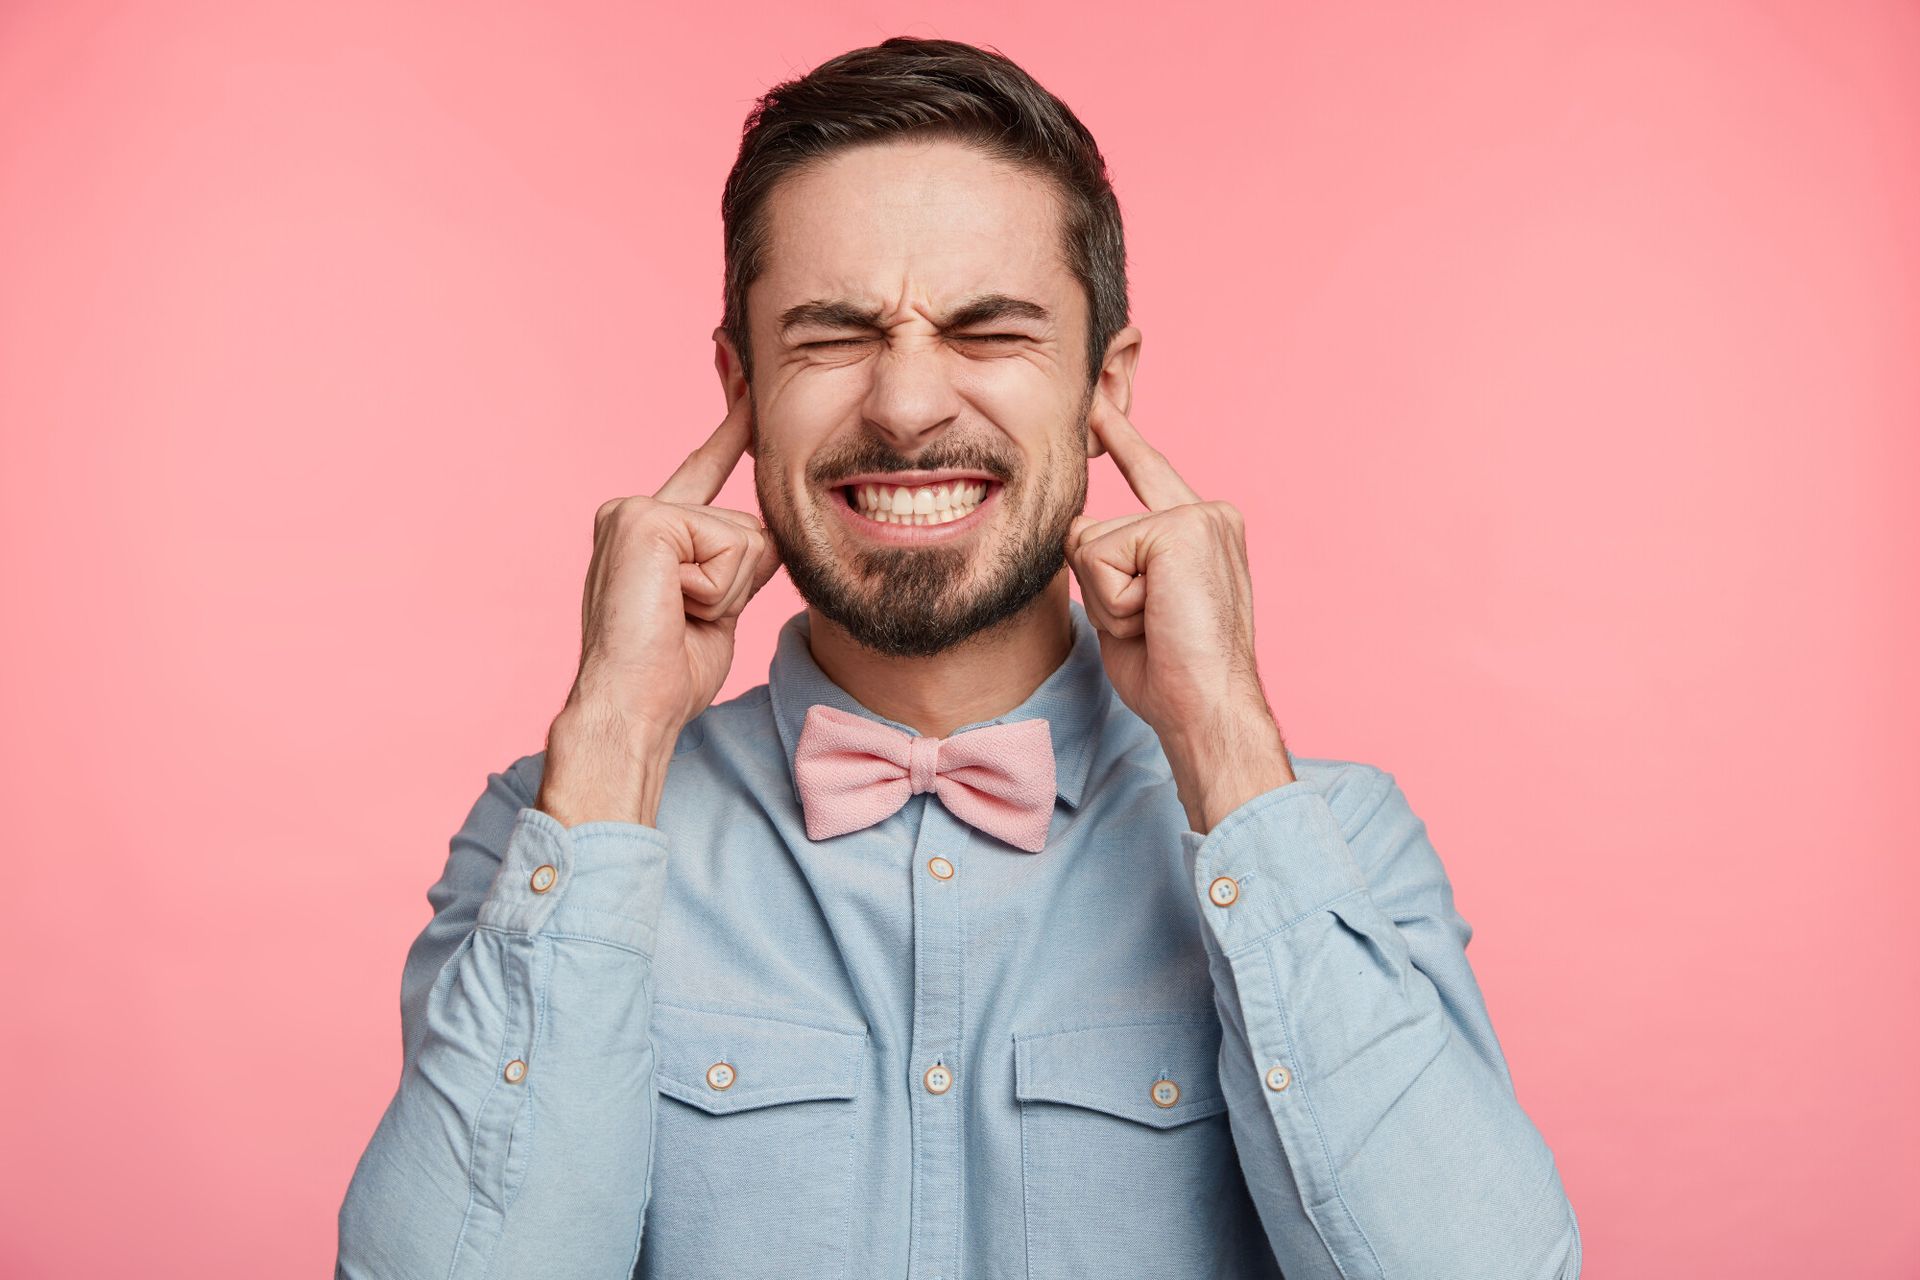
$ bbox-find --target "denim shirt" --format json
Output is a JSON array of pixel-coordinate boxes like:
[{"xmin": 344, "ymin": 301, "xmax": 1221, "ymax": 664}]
[{"xmin": 337, "ymin": 599, "xmax": 1581, "ymax": 1279}]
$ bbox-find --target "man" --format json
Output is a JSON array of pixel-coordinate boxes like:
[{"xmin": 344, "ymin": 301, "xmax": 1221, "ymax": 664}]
[{"xmin": 337, "ymin": 36, "xmax": 1581, "ymax": 1280}]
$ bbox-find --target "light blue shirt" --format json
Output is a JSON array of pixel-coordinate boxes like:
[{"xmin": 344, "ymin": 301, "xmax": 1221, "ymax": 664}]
[{"xmin": 337, "ymin": 599, "xmax": 1581, "ymax": 1278}]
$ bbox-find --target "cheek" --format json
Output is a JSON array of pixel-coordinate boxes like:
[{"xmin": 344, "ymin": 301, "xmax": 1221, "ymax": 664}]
[
  {"xmin": 1030, "ymin": 432, "xmax": 1073, "ymax": 494},
  {"xmin": 766, "ymin": 389, "xmax": 855, "ymax": 473},
  {"xmin": 779, "ymin": 366, "xmax": 866, "ymax": 416}
]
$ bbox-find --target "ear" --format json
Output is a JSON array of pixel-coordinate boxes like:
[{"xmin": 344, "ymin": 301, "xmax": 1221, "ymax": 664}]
[
  {"xmin": 1086, "ymin": 325, "xmax": 1142, "ymax": 459},
  {"xmin": 713, "ymin": 326, "xmax": 755, "ymax": 457}
]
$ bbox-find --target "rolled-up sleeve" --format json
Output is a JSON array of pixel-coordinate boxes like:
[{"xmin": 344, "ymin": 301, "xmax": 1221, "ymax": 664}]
[
  {"xmin": 337, "ymin": 755, "xmax": 671, "ymax": 1279},
  {"xmin": 1181, "ymin": 765, "xmax": 1581, "ymax": 1279}
]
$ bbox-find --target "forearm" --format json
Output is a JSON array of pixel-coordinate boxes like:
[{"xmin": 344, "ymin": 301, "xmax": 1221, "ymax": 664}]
[
  {"xmin": 337, "ymin": 747, "xmax": 674, "ymax": 1278},
  {"xmin": 1184, "ymin": 770, "xmax": 1581, "ymax": 1279}
]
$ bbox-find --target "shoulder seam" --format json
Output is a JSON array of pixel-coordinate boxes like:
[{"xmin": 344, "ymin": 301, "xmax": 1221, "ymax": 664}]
[{"xmin": 674, "ymin": 685, "xmax": 773, "ymax": 757}]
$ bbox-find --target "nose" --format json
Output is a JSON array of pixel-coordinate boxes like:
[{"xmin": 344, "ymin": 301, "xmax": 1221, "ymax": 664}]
[{"xmin": 859, "ymin": 338, "xmax": 965, "ymax": 452}]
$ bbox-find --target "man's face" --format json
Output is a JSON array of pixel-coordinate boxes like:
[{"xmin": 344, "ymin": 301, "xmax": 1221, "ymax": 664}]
[{"xmin": 738, "ymin": 137, "xmax": 1097, "ymax": 658}]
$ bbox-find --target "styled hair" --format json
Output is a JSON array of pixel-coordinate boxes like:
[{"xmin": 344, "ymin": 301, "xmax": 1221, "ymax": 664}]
[{"xmin": 719, "ymin": 37, "xmax": 1129, "ymax": 392}]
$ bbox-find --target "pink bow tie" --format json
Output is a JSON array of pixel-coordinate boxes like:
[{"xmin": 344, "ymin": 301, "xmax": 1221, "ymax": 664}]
[{"xmin": 793, "ymin": 703, "xmax": 1056, "ymax": 852}]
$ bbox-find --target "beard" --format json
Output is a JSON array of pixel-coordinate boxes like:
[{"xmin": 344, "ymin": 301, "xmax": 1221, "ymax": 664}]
[{"xmin": 755, "ymin": 390, "xmax": 1092, "ymax": 659}]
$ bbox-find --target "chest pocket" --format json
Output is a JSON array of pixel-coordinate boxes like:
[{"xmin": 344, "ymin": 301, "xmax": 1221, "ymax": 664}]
[
  {"xmin": 636, "ymin": 1002, "xmax": 867, "ymax": 1280},
  {"xmin": 1014, "ymin": 1017, "xmax": 1274, "ymax": 1279}
]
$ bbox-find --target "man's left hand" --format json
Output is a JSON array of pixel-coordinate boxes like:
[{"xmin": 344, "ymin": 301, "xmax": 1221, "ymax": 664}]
[{"xmin": 1065, "ymin": 403, "xmax": 1298, "ymax": 833}]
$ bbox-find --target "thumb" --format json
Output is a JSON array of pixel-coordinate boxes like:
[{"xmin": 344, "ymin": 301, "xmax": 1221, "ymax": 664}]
[
  {"xmin": 1066, "ymin": 514, "xmax": 1094, "ymax": 552},
  {"xmin": 751, "ymin": 523, "xmax": 784, "ymax": 592}
]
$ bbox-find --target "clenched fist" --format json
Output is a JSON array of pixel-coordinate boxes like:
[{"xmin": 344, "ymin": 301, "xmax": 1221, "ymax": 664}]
[
  {"xmin": 539, "ymin": 395, "xmax": 782, "ymax": 827},
  {"xmin": 1063, "ymin": 402, "xmax": 1295, "ymax": 833}
]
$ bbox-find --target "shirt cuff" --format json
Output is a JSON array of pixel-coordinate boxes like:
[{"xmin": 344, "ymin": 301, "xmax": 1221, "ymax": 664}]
[
  {"xmin": 475, "ymin": 805, "xmax": 670, "ymax": 955},
  {"xmin": 1180, "ymin": 777, "xmax": 1370, "ymax": 957}
]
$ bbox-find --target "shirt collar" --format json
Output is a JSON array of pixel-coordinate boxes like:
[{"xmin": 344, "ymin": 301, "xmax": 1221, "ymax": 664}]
[{"xmin": 768, "ymin": 597, "xmax": 1109, "ymax": 812}]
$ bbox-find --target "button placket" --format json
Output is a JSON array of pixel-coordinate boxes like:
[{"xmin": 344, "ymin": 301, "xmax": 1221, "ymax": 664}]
[{"xmin": 905, "ymin": 794, "xmax": 966, "ymax": 1280}]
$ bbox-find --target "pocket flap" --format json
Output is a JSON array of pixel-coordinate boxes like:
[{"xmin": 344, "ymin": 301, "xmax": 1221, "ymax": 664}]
[
  {"xmin": 651, "ymin": 1002, "xmax": 867, "ymax": 1116},
  {"xmin": 1013, "ymin": 1017, "xmax": 1227, "ymax": 1129}
]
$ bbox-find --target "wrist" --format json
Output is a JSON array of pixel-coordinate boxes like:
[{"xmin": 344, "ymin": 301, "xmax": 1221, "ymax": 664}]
[
  {"xmin": 539, "ymin": 703, "xmax": 678, "ymax": 828},
  {"xmin": 1164, "ymin": 706, "xmax": 1296, "ymax": 834}
]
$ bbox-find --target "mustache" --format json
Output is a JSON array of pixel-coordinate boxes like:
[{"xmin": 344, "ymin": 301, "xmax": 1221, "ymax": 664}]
[{"xmin": 810, "ymin": 453, "xmax": 1015, "ymax": 486}]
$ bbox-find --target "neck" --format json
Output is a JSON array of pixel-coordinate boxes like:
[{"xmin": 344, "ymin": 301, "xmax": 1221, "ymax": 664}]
[{"xmin": 807, "ymin": 572, "xmax": 1075, "ymax": 739}]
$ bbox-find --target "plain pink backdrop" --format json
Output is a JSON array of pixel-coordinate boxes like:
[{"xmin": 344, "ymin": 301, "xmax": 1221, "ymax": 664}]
[{"xmin": 3, "ymin": 2, "xmax": 1915, "ymax": 1275}]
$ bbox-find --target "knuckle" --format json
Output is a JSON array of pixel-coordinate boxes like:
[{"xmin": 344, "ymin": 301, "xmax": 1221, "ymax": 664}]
[
  {"xmin": 629, "ymin": 500, "xmax": 677, "ymax": 536},
  {"xmin": 1206, "ymin": 499, "xmax": 1243, "ymax": 527}
]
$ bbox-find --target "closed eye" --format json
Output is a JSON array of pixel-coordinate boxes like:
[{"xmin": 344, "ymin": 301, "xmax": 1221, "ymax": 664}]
[{"xmin": 802, "ymin": 333, "xmax": 1031, "ymax": 349}]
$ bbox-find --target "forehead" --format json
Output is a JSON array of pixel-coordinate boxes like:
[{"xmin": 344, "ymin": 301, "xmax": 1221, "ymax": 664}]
[{"xmin": 752, "ymin": 137, "xmax": 1073, "ymax": 320}]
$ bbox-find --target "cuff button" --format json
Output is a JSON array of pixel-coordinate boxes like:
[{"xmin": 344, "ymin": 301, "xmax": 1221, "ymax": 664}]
[
  {"xmin": 530, "ymin": 864, "xmax": 557, "ymax": 893},
  {"xmin": 1208, "ymin": 875, "xmax": 1240, "ymax": 907}
]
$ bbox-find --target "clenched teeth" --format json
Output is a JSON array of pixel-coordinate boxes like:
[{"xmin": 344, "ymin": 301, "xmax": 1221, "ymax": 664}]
[{"xmin": 848, "ymin": 480, "xmax": 991, "ymax": 526}]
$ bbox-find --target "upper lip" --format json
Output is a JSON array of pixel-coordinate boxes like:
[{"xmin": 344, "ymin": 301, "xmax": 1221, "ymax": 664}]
[{"xmin": 834, "ymin": 470, "xmax": 1000, "ymax": 489}]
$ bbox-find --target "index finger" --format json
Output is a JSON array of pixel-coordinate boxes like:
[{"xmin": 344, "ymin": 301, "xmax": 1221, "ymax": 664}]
[
  {"xmin": 1091, "ymin": 405, "xmax": 1202, "ymax": 512},
  {"xmin": 653, "ymin": 394, "xmax": 754, "ymax": 506}
]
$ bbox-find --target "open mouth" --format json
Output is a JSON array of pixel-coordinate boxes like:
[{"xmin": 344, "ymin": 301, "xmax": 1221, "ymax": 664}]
[
  {"xmin": 828, "ymin": 477, "xmax": 1005, "ymax": 541},
  {"xmin": 841, "ymin": 479, "xmax": 997, "ymax": 526}
]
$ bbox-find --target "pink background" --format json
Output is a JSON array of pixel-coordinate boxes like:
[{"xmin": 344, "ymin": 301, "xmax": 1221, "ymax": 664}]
[{"xmin": 3, "ymin": 2, "xmax": 1915, "ymax": 1275}]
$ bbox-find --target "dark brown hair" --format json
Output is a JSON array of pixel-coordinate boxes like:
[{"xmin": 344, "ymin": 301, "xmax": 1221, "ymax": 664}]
[{"xmin": 719, "ymin": 37, "xmax": 1129, "ymax": 392}]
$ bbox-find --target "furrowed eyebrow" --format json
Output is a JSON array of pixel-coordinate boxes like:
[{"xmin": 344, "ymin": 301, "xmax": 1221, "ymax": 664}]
[
  {"xmin": 778, "ymin": 300, "xmax": 884, "ymax": 335},
  {"xmin": 778, "ymin": 292, "xmax": 1052, "ymax": 338},
  {"xmin": 941, "ymin": 293, "xmax": 1052, "ymax": 329}
]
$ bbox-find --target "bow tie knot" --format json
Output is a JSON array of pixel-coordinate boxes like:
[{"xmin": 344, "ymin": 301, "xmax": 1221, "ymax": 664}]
[
  {"xmin": 907, "ymin": 733, "xmax": 941, "ymax": 796},
  {"xmin": 793, "ymin": 703, "xmax": 1056, "ymax": 853}
]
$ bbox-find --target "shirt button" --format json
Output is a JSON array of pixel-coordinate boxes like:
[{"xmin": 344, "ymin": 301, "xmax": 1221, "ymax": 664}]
[
  {"xmin": 1150, "ymin": 1077, "xmax": 1181, "ymax": 1108},
  {"xmin": 706, "ymin": 1061, "xmax": 736, "ymax": 1090},
  {"xmin": 1265, "ymin": 1064, "xmax": 1292, "ymax": 1092},
  {"xmin": 928, "ymin": 856, "xmax": 955, "ymax": 880},
  {"xmin": 924, "ymin": 1063, "xmax": 954, "ymax": 1095},
  {"xmin": 1208, "ymin": 875, "xmax": 1240, "ymax": 907},
  {"xmin": 529, "ymin": 864, "xmax": 557, "ymax": 894},
  {"xmin": 503, "ymin": 1058, "xmax": 527, "ymax": 1084}
]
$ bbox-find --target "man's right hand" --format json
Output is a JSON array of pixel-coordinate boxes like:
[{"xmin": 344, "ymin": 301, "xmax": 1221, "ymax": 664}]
[{"xmin": 537, "ymin": 394, "xmax": 781, "ymax": 827}]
